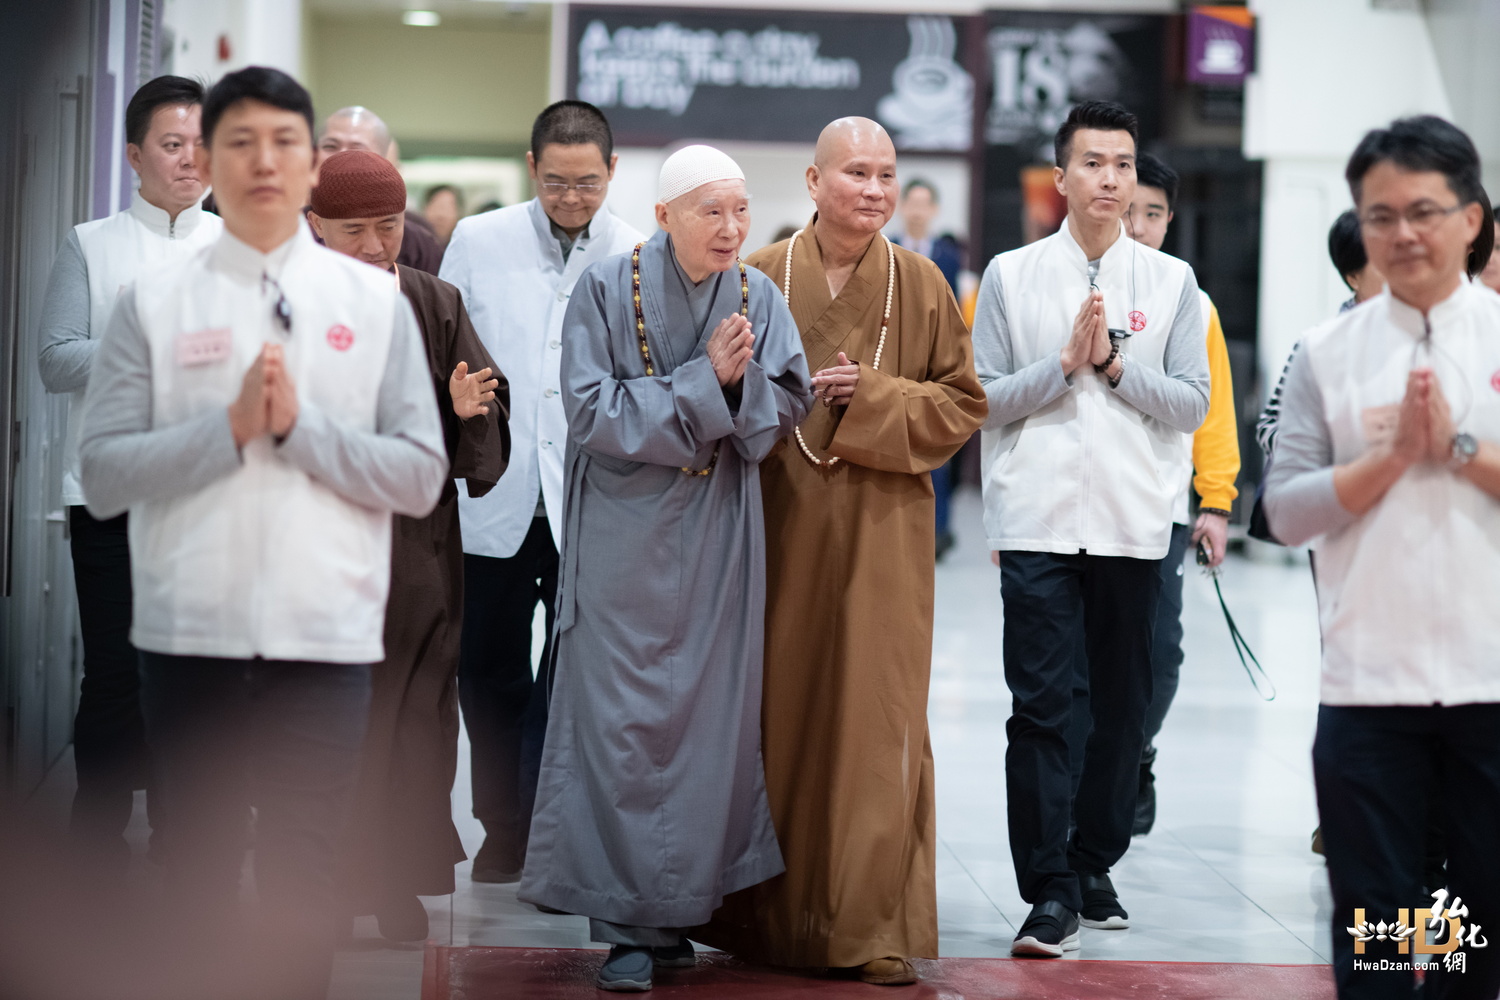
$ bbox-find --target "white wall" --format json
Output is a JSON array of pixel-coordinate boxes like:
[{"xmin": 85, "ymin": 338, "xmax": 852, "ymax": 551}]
[
  {"xmin": 162, "ymin": 0, "xmax": 304, "ymax": 85},
  {"xmin": 1245, "ymin": 0, "xmax": 1452, "ymax": 394},
  {"xmin": 608, "ymin": 142, "xmax": 969, "ymax": 257}
]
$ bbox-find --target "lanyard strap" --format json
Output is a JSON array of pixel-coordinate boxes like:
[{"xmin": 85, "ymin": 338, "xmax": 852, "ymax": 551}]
[{"xmin": 1207, "ymin": 569, "xmax": 1276, "ymax": 701}]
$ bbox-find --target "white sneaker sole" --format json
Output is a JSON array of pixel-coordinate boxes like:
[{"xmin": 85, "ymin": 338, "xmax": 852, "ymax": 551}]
[
  {"xmin": 595, "ymin": 977, "xmax": 653, "ymax": 992},
  {"xmin": 1011, "ymin": 929, "xmax": 1081, "ymax": 957},
  {"xmin": 1080, "ymin": 914, "xmax": 1130, "ymax": 929}
]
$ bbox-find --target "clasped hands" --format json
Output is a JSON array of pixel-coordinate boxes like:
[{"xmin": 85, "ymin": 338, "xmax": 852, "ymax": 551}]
[
  {"xmin": 708, "ymin": 313, "xmax": 754, "ymax": 388},
  {"xmin": 1060, "ymin": 289, "xmax": 1116, "ymax": 377},
  {"xmin": 450, "ymin": 361, "xmax": 499, "ymax": 419},
  {"xmin": 812, "ymin": 352, "xmax": 859, "ymax": 407},
  {"xmin": 228, "ymin": 343, "xmax": 298, "ymax": 448},
  {"xmin": 1388, "ymin": 367, "xmax": 1459, "ymax": 468}
]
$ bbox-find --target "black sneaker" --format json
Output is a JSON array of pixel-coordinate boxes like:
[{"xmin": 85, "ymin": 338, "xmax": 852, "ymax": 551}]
[
  {"xmin": 1079, "ymin": 873, "xmax": 1130, "ymax": 929},
  {"xmin": 597, "ymin": 945, "xmax": 654, "ymax": 991},
  {"xmin": 1011, "ymin": 900, "xmax": 1081, "ymax": 958},
  {"xmin": 653, "ymin": 937, "xmax": 695, "ymax": 968}
]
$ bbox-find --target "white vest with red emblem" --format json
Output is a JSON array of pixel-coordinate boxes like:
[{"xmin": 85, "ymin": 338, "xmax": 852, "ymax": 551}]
[
  {"xmin": 984, "ymin": 221, "xmax": 1195, "ymax": 558},
  {"xmin": 125, "ymin": 224, "xmax": 400, "ymax": 663}
]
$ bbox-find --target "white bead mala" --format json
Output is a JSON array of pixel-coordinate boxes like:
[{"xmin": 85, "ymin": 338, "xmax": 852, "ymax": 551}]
[{"xmin": 782, "ymin": 230, "xmax": 895, "ymax": 467}]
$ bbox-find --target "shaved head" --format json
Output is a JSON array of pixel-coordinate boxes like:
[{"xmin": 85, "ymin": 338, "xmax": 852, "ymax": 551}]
[
  {"xmin": 807, "ymin": 116, "xmax": 899, "ymax": 240},
  {"xmin": 814, "ymin": 117, "xmax": 893, "ymax": 169},
  {"xmin": 317, "ymin": 106, "xmax": 392, "ymax": 167}
]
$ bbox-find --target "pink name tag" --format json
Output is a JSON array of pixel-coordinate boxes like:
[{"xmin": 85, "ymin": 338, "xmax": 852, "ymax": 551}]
[{"xmin": 176, "ymin": 327, "xmax": 233, "ymax": 367}]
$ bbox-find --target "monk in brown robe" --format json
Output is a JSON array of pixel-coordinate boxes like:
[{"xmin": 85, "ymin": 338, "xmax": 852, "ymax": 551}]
[
  {"xmin": 699, "ymin": 119, "xmax": 986, "ymax": 984},
  {"xmin": 308, "ymin": 150, "xmax": 510, "ymax": 942}
]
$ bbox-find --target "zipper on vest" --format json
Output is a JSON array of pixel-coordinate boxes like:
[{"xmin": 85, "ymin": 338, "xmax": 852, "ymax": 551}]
[{"xmin": 168, "ymin": 216, "xmax": 176, "ymax": 240}]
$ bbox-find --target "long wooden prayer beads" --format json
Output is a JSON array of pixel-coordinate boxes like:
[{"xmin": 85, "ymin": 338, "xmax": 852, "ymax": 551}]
[
  {"xmin": 781, "ymin": 230, "xmax": 896, "ymax": 468},
  {"xmin": 630, "ymin": 242, "xmax": 750, "ymax": 476}
]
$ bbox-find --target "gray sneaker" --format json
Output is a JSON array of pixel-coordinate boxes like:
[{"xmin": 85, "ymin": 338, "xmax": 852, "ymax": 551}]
[
  {"xmin": 597, "ymin": 946, "xmax": 654, "ymax": 992},
  {"xmin": 653, "ymin": 937, "xmax": 695, "ymax": 968}
]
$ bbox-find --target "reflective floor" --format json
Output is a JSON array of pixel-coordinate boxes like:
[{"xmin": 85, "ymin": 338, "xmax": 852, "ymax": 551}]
[{"xmin": 330, "ymin": 486, "xmax": 1334, "ymax": 998}]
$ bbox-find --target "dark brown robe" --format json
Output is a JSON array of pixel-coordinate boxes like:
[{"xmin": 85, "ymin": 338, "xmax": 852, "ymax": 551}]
[
  {"xmin": 341, "ymin": 265, "xmax": 510, "ymax": 906},
  {"xmin": 398, "ymin": 211, "xmax": 444, "ymax": 275},
  {"xmin": 699, "ymin": 219, "xmax": 986, "ymax": 967}
]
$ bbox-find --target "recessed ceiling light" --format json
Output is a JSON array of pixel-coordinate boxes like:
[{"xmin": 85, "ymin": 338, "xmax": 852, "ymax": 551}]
[{"xmin": 402, "ymin": 10, "xmax": 441, "ymax": 26}]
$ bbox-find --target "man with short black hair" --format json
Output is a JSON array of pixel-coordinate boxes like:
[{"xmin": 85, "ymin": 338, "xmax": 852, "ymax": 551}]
[
  {"xmin": 1267, "ymin": 114, "xmax": 1500, "ymax": 1000},
  {"xmin": 37, "ymin": 73, "xmax": 222, "ymax": 872},
  {"xmin": 972, "ymin": 101, "xmax": 1208, "ymax": 957},
  {"xmin": 79, "ymin": 66, "xmax": 446, "ymax": 1000},
  {"xmin": 440, "ymin": 99, "xmax": 644, "ymax": 884}
]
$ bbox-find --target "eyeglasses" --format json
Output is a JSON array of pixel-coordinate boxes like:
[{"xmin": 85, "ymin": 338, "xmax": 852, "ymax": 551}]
[
  {"xmin": 262, "ymin": 272, "xmax": 292, "ymax": 335},
  {"xmin": 1360, "ymin": 202, "xmax": 1465, "ymax": 235},
  {"xmin": 539, "ymin": 182, "xmax": 603, "ymax": 195}
]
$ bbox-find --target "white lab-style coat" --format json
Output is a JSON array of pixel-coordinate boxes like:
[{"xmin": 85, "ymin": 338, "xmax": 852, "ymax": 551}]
[
  {"xmin": 63, "ymin": 193, "xmax": 223, "ymax": 505},
  {"xmin": 441, "ymin": 198, "xmax": 644, "ymax": 557}
]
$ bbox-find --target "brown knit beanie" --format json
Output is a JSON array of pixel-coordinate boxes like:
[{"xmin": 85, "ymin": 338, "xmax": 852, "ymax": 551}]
[{"xmin": 310, "ymin": 149, "xmax": 406, "ymax": 219}]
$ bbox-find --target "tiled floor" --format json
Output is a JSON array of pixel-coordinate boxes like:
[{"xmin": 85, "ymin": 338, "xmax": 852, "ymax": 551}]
[{"xmin": 329, "ymin": 486, "xmax": 1334, "ymax": 997}]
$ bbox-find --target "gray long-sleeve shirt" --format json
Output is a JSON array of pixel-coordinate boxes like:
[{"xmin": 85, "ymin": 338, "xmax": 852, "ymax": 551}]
[
  {"xmin": 1261, "ymin": 344, "xmax": 1354, "ymax": 547},
  {"xmin": 972, "ymin": 256, "xmax": 1209, "ymax": 434},
  {"xmin": 79, "ymin": 285, "xmax": 447, "ymax": 521},
  {"xmin": 37, "ymin": 231, "xmax": 94, "ymax": 394}
]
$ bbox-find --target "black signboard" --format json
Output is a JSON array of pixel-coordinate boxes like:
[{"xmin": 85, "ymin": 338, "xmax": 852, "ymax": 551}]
[
  {"xmin": 979, "ymin": 12, "xmax": 1167, "ymax": 260},
  {"xmin": 566, "ymin": 5, "xmax": 979, "ymax": 152}
]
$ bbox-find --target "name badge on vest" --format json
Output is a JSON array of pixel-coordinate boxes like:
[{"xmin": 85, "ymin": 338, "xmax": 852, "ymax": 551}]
[{"xmin": 176, "ymin": 327, "xmax": 233, "ymax": 367}]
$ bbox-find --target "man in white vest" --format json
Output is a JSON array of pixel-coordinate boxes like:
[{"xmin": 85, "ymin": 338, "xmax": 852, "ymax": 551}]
[
  {"xmin": 37, "ymin": 74, "xmax": 223, "ymax": 871},
  {"xmin": 439, "ymin": 99, "xmax": 643, "ymax": 883},
  {"xmin": 77, "ymin": 67, "xmax": 445, "ymax": 1000},
  {"xmin": 1267, "ymin": 115, "xmax": 1500, "ymax": 1000},
  {"xmin": 971, "ymin": 101, "xmax": 1209, "ymax": 958}
]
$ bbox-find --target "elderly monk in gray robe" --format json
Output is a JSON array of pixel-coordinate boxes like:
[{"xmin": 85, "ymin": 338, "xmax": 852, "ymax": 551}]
[{"xmin": 518, "ymin": 144, "xmax": 813, "ymax": 993}]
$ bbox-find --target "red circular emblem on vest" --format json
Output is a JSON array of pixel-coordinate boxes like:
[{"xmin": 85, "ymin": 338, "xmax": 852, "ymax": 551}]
[
  {"xmin": 1491, "ymin": 370, "xmax": 1500, "ymax": 393},
  {"xmin": 326, "ymin": 325, "xmax": 354, "ymax": 351},
  {"xmin": 1129, "ymin": 310, "xmax": 1147, "ymax": 333}
]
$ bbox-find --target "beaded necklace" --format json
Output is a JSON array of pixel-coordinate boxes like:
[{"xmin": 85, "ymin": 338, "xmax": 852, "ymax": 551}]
[
  {"xmin": 781, "ymin": 229, "xmax": 896, "ymax": 467},
  {"xmin": 630, "ymin": 242, "xmax": 749, "ymax": 476}
]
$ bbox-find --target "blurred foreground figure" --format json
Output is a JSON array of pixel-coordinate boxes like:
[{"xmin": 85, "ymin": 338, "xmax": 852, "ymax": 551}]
[
  {"xmin": 1266, "ymin": 115, "xmax": 1500, "ymax": 1000},
  {"xmin": 77, "ymin": 67, "xmax": 446, "ymax": 1000},
  {"xmin": 37, "ymin": 75, "xmax": 222, "ymax": 872},
  {"xmin": 518, "ymin": 144, "xmax": 812, "ymax": 992},
  {"xmin": 440, "ymin": 101, "xmax": 643, "ymax": 884},
  {"xmin": 700, "ymin": 118, "xmax": 985, "ymax": 987},
  {"xmin": 308, "ymin": 150, "xmax": 509, "ymax": 944}
]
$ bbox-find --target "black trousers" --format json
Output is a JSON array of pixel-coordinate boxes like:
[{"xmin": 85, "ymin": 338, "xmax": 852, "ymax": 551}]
[
  {"xmin": 67, "ymin": 506, "xmax": 149, "ymax": 855},
  {"xmin": 1315, "ymin": 703, "xmax": 1500, "ymax": 1000},
  {"xmin": 139, "ymin": 653, "xmax": 371, "ymax": 1000},
  {"xmin": 458, "ymin": 516, "xmax": 558, "ymax": 871},
  {"xmin": 1067, "ymin": 521, "xmax": 1190, "ymax": 792},
  {"xmin": 1000, "ymin": 549, "xmax": 1162, "ymax": 912}
]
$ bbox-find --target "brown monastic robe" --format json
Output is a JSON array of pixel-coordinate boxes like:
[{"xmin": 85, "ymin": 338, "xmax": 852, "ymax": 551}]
[
  {"xmin": 341, "ymin": 264, "xmax": 510, "ymax": 906},
  {"xmin": 698, "ymin": 218, "xmax": 986, "ymax": 967}
]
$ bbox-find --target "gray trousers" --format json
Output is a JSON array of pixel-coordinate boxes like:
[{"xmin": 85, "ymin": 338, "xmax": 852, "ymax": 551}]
[{"xmin": 589, "ymin": 919, "xmax": 683, "ymax": 947}]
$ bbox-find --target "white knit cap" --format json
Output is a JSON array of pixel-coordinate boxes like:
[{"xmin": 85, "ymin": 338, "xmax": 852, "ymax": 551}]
[{"xmin": 657, "ymin": 144, "xmax": 746, "ymax": 204}]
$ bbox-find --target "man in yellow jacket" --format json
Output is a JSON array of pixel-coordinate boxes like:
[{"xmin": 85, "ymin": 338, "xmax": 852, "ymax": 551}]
[{"xmin": 1069, "ymin": 151, "xmax": 1240, "ymax": 835}]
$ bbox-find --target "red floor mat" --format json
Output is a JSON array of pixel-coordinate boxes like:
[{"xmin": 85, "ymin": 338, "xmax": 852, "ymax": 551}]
[{"xmin": 422, "ymin": 945, "xmax": 1335, "ymax": 999}]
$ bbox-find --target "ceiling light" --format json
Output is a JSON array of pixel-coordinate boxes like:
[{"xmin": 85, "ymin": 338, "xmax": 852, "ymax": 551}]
[{"xmin": 402, "ymin": 10, "xmax": 441, "ymax": 26}]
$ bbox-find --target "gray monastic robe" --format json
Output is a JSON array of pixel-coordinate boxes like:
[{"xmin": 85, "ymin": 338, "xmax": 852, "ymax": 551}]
[{"xmin": 517, "ymin": 230, "xmax": 813, "ymax": 930}]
